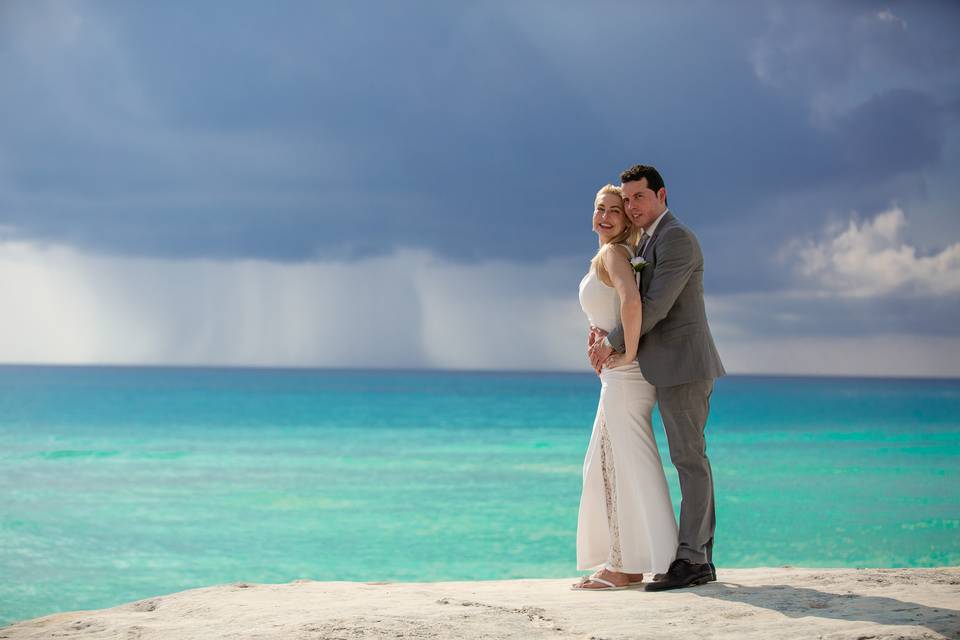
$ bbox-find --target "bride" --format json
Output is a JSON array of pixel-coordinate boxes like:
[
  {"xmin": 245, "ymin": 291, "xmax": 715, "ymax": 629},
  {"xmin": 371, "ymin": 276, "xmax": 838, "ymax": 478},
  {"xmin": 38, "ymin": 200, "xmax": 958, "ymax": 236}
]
[{"xmin": 572, "ymin": 184, "xmax": 679, "ymax": 590}]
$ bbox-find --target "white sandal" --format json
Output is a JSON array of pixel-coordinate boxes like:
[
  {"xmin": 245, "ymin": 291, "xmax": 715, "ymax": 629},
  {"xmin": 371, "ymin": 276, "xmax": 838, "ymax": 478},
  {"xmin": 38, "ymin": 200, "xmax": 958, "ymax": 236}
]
[{"xmin": 570, "ymin": 575, "xmax": 629, "ymax": 591}]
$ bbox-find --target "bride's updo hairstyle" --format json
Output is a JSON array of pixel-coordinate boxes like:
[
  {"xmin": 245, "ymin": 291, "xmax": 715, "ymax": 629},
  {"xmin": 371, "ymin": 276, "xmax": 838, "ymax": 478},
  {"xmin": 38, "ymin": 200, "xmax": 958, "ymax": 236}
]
[{"xmin": 590, "ymin": 184, "xmax": 639, "ymax": 282}]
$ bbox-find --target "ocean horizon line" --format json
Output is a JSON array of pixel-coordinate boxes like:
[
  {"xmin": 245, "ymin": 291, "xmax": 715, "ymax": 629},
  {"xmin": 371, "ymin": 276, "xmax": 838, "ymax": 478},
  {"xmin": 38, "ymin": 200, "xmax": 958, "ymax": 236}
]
[{"xmin": 0, "ymin": 361, "xmax": 958, "ymax": 383}]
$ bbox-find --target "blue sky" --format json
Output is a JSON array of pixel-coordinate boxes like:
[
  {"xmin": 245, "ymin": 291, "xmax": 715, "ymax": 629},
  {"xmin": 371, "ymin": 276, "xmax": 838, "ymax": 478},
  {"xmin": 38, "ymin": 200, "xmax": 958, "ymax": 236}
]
[{"xmin": 1, "ymin": 1, "xmax": 958, "ymax": 375}]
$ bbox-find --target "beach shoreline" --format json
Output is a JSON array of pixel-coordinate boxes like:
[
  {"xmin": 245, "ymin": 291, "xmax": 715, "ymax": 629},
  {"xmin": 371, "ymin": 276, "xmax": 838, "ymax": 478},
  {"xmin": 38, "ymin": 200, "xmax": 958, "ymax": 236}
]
[{"xmin": 3, "ymin": 567, "xmax": 958, "ymax": 639}]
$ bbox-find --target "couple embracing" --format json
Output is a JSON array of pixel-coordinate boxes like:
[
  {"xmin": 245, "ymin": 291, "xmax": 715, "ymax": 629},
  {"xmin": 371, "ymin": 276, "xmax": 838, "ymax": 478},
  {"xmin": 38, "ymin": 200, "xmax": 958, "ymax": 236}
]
[{"xmin": 573, "ymin": 164, "xmax": 725, "ymax": 592}]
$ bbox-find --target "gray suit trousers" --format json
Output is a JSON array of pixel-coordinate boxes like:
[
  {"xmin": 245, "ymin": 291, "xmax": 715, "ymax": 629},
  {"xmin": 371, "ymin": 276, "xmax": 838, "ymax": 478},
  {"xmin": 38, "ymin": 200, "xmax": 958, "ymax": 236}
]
[{"xmin": 658, "ymin": 379, "xmax": 716, "ymax": 565}]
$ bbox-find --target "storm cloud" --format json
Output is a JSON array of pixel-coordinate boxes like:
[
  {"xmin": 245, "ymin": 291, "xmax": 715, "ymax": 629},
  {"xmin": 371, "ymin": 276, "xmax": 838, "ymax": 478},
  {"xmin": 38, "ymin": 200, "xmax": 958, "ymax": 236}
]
[{"xmin": 1, "ymin": 0, "xmax": 958, "ymax": 375}]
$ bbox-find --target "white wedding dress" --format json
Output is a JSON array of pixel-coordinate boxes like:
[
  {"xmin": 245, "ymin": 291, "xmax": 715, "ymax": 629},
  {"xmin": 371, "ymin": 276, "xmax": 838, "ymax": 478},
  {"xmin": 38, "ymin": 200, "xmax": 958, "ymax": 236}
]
[{"xmin": 576, "ymin": 243, "xmax": 679, "ymax": 574}]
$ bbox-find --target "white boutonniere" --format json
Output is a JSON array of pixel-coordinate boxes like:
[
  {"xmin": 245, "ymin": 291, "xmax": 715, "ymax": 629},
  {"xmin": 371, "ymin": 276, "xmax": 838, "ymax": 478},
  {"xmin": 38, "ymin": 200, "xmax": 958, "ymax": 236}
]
[{"xmin": 630, "ymin": 256, "xmax": 647, "ymax": 273}]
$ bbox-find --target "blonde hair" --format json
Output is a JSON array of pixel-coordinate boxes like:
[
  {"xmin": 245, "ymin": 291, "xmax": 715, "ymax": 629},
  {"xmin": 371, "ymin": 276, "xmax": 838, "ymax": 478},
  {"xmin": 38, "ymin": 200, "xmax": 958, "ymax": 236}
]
[{"xmin": 590, "ymin": 184, "xmax": 639, "ymax": 283}]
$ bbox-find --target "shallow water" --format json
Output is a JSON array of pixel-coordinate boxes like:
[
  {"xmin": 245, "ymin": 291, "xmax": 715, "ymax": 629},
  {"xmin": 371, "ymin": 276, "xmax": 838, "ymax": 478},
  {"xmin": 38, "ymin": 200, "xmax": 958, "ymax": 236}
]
[{"xmin": 1, "ymin": 366, "xmax": 957, "ymax": 625}]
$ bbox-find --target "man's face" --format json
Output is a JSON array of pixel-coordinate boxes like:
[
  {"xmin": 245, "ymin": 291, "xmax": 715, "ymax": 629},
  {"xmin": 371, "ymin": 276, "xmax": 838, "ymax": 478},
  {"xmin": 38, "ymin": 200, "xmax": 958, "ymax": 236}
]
[{"xmin": 621, "ymin": 178, "xmax": 667, "ymax": 230}]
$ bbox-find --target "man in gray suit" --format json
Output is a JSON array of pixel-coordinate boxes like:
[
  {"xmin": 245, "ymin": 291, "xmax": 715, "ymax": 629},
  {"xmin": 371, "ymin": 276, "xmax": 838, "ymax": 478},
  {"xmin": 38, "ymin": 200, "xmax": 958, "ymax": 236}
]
[{"xmin": 589, "ymin": 164, "xmax": 725, "ymax": 591}]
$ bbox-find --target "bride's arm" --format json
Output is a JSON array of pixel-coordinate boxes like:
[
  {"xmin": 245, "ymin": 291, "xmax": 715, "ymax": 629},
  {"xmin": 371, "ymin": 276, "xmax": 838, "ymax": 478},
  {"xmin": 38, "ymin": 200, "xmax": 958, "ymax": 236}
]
[{"xmin": 602, "ymin": 245, "xmax": 641, "ymax": 363}]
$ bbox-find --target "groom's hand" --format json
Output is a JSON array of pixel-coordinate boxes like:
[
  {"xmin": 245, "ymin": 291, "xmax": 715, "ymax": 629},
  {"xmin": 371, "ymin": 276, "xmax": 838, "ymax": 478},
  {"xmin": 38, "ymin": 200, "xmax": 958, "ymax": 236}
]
[
  {"xmin": 588, "ymin": 332, "xmax": 613, "ymax": 374},
  {"xmin": 589, "ymin": 326, "xmax": 607, "ymax": 346},
  {"xmin": 589, "ymin": 341, "xmax": 613, "ymax": 372}
]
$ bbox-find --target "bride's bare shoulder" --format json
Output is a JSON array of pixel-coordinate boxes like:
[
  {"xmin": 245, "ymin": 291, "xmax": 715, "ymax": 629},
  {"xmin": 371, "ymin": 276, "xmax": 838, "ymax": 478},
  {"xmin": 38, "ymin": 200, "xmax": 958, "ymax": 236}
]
[{"xmin": 600, "ymin": 242, "xmax": 633, "ymax": 266}]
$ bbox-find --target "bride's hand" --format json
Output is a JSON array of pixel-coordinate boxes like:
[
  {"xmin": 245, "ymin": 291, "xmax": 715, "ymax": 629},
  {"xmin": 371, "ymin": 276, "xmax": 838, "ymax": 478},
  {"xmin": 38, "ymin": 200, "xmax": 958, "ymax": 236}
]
[{"xmin": 603, "ymin": 352, "xmax": 635, "ymax": 370}]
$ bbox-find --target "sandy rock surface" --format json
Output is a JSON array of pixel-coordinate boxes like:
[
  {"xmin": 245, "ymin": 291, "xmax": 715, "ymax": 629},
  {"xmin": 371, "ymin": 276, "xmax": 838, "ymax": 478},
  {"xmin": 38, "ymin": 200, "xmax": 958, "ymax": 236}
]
[{"xmin": 2, "ymin": 567, "xmax": 958, "ymax": 639}]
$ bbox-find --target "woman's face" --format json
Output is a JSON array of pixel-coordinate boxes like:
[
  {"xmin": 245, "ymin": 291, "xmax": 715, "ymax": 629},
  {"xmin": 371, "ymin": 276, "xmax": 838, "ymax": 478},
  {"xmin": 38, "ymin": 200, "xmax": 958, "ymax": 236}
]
[{"xmin": 592, "ymin": 193, "xmax": 628, "ymax": 243}]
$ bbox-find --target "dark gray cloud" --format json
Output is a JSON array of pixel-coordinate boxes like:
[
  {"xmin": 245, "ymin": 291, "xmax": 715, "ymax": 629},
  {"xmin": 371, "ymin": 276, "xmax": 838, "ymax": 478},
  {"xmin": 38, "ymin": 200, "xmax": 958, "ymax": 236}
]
[
  {"xmin": 0, "ymin": 0, "xmax": 957, "ymax": 295},
  {"xmin": 711, "ymin": 294, "xmax": 960, "ymax": 340},
  {"xmin": 828, "ymin": 89, "xmax": 945, "ymax": 183}
]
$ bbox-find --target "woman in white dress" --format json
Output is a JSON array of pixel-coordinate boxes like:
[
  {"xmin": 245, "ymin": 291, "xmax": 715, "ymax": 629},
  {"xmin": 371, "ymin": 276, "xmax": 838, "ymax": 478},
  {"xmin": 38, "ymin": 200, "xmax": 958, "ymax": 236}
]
[{"xmin": 572, "ymin": 184, "xmax": 679, "ymax": 591}]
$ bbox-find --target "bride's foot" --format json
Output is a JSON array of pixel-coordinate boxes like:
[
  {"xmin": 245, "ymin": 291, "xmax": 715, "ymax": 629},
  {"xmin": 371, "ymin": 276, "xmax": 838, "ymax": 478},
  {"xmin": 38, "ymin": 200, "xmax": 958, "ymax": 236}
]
[
  {"xmin": 623, "ymin": 571, "xmax": 644, "ymax": 585},
  {"xmin": 571, "ymin": 568, "xmax": 643, "ymax": 589}
]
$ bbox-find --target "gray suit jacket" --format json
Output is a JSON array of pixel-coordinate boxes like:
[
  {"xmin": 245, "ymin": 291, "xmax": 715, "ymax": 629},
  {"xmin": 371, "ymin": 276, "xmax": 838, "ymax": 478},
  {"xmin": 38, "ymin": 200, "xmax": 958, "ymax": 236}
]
[{"xmin": 607, "ymin": 211, "xmax": 725, "ymax": 387}]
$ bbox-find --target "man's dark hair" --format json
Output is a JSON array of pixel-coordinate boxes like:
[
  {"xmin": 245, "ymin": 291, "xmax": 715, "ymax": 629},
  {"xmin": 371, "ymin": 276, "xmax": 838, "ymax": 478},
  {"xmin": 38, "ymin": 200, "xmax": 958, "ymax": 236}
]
[{"xmin": 620, "ymin": 164, "xmax": 667, "ymax": 205}]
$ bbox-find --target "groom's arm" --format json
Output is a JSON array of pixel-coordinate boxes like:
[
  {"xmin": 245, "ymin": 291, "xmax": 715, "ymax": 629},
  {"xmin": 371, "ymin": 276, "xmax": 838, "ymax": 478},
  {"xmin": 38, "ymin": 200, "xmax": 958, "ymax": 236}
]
[{"xmin": 604, "ymin": 227, "xmax": 697, "ymax": 353}]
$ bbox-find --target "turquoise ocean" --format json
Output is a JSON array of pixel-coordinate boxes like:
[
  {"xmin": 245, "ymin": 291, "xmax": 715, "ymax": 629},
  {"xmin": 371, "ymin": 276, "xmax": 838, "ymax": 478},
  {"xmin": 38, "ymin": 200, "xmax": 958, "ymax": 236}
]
[{"xmin": 1, "ymin": 365, "xmax": 958, "ymax": 626}]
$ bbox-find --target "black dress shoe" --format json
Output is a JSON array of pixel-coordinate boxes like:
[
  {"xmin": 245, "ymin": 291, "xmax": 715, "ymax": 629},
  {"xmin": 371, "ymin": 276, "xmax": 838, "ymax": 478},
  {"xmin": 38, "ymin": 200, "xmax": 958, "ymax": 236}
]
[
  {"xmin": 654, "ymin": 562, "xmax": 715, "ymax": 583},
  {"xmin": 644, "ymin": 559, "xmax": 713, "ymax": 591}
]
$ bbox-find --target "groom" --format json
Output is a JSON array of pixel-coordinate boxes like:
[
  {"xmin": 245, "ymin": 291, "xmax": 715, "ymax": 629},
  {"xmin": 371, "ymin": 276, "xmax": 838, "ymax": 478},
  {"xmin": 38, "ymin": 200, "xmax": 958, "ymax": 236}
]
[{"xmin": 589, "ymin": 164, "xmax": 725, "ymax": 591}]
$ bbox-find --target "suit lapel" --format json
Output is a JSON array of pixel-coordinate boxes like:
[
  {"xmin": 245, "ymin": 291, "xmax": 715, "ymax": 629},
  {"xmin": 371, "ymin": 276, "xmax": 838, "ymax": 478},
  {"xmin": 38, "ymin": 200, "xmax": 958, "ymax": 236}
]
[
  {"xmin": 642, "ymin": 211, "xmax": 675, "ymax": 260},
  {"xmin": 639, "ymin": 211, "xmax": 675, "ymax": 294}
]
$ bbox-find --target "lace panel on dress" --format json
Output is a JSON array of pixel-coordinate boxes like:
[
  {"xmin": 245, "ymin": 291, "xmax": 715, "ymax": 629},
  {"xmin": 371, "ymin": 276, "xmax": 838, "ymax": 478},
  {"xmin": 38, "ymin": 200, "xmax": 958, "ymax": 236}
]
[{"xmin": 597, "ymin": 406, "xmax": 622, "ymax": 570}]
